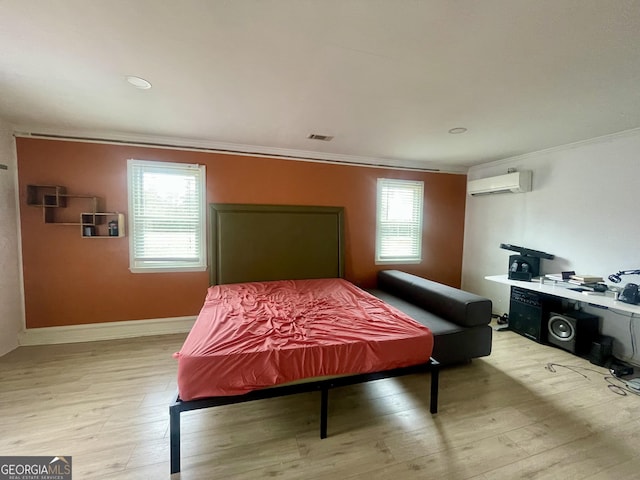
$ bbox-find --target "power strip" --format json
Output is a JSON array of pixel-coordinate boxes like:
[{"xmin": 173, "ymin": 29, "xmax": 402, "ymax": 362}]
[{"xmin": 627, "ymin": 378, "xmax": 640, "ymax": 391}]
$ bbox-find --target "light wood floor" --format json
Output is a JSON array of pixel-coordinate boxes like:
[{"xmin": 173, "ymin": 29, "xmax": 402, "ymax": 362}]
[{"xmin": 2, "ymin": 327, "xmax": 640, "ymax": 479}]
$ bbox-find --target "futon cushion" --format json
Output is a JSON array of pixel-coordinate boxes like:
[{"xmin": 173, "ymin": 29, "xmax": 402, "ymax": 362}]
[{"xmin": 377, "ymin": 270, "xmax": 492, "ymax": 328}]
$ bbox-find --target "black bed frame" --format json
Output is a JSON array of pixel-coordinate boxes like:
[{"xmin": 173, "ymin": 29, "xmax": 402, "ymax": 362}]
[
  {"xmin": 170, "ymin": 357, "xmax": 439, "ymax": 474},
  {"xmin": 170, "ymin": 204, "xmax": 441, "ymax": 474}
]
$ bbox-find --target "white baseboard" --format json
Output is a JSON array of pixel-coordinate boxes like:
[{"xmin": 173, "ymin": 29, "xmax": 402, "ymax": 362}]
[{"xmin": 18, "ymin": 316, "xmax": 196, "ymax": 346}]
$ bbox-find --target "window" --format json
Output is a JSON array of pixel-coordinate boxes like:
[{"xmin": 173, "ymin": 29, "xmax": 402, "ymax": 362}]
[
  {"xmin": 375, "ymin": 178, "xmax": 424, "ymax": 264},
  {"xmin": 127, "ymin": 159, "xmax": 206, "ymax": 272}
]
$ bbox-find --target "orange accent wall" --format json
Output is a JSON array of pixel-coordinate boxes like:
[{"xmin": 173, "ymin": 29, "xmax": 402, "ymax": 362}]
[{"xmin": 16, "ymin": 138, "xmax": 467, "ymax": 328}]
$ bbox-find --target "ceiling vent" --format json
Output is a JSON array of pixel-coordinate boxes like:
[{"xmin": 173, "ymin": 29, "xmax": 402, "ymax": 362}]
[
  {"xmin": 307, "ymin": 134, "xmax": 334, "ymax": 141},
  {"xmin": 467, "ymin": 171, "xmax": 532, "ymax": 196}
]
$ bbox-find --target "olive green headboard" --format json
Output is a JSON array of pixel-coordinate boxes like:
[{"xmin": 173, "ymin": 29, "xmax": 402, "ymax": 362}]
[{"xmin": 209, "ymin": 204, "xmax": 345, "ymax": 285}]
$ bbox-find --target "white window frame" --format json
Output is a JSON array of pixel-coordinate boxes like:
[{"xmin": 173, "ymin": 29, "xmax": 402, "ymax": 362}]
[
  {"xmin": 127, "ymin": 159, "xmax": 207, "ymax": 273},
  {"xmin": 375, "ymin": 178, "xmax": 424, "ymax": 264}
]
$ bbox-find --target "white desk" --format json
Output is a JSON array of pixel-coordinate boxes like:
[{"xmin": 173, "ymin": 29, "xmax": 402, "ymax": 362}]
[{"xmin": 485, "ymin": 274, "xmax": 640, "ymax": 315}]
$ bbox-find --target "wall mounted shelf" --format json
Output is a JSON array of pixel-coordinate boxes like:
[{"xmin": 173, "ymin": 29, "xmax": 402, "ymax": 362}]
[
  {"xmin": 81, "ymin": 212, "xmax": 125, "ymax": 238},
  {"xmin": 26, "ymin": 185, "xmax": 67, "ymax": 207},
  {"xmin": 43, "ymin": 194, "xmax": 98, "ymax": 225},
  {"xmin": 26, "ymin": 184, "xmax": 126, "ymax": 237}
]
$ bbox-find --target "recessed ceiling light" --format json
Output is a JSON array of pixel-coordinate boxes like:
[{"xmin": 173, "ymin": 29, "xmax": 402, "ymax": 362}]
[
  {"xmin": 448, "ymin": 127, "xmax": 467, "ymax": 134},
  {"xmin": 126, "ymin": 76, "xmax": 152, "ymax": 89}
]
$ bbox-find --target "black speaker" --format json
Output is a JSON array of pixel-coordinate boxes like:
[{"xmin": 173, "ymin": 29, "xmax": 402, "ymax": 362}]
[
  {"xmin": 589, "ymin": 335, "xmax": 613, "ymax": 367},
  {"xmin": 547, "ymin": 311, "xmax": 599, "ymax": 355},
  {"xmin": 509, "ymin": 287, "xmax": 563, "ymax": 343},
  {"xmin": 508, "ymin": 254, "xmax": 540, "ymax": 281},
  {"xmin": 620, "ymin": 283, "xmax": 640, "ymax": 304}
]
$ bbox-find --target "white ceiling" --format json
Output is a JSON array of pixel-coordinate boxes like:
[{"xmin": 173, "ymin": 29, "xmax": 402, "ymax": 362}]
[{"xmin": 2, "ymin": 1, "xmax": 640, "ymax": 172}]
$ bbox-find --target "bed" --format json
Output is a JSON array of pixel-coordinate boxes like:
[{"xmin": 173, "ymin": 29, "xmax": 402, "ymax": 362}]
[{"xmin": 169, "ymin": 204, "xmax": 440, "ymax": 474}]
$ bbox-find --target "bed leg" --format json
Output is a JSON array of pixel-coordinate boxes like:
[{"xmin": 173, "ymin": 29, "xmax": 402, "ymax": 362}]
[
  {"xmin": 320, "ymin": 388, "xmax": 328, "ymax": 439},
  {"xmin": 429, "ymin": 358, "xmax": 440, "ymax": 414},
  {"xmin": 170, "ymin": 403, "xmax": 181, "ymax": 474}
]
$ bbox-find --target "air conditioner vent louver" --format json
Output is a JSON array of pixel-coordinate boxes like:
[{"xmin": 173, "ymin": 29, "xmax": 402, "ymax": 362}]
[
  {"xmin": 467, "ymin": 171, "xmax": 532, "ymax": 196},
  {"xmin": 307, "ymin": 134, "xmax": 334, "ymax": 141}
]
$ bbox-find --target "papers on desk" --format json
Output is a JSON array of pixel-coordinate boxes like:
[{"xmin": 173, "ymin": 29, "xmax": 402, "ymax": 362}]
[
  {"xmin": 545, "ymin": 273, "xmax": 604, "ymax": 285},
  {"xmin": 573, "ymin": 276, "xmax": 605, "ymax": 283},
  {"xmin": 544, "ymin": 274, "xmax": 608, "ymax": 294},
  {"xmin": 545, "ymin": 273, "xmax": 568, "ymax": 282}
]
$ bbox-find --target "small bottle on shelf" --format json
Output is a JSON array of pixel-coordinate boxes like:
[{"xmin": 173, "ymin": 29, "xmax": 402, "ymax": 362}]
[{"xmin": 108, "ymin": 220, "xmax": 119, "ymax": 237}]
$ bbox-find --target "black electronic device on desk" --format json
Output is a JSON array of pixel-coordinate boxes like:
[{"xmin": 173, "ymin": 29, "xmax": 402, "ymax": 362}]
[
  {"xmin": 500, "ymin": 243, "xmax": 555, "ymax": 282},
  {"xmin": 608, "ymin": 269, "xmax": 640, "ymax": 305}
]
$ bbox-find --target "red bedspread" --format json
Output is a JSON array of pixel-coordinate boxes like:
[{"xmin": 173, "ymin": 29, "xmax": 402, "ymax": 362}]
[{"xmin": 175, "ymin": 278, "xmax": 433, "ymax": 400}]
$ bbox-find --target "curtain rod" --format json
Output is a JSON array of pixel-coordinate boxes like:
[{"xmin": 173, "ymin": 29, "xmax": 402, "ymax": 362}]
[{"xmin": 16, "ymin": 132, "xmax": 446, "ymax": 174}]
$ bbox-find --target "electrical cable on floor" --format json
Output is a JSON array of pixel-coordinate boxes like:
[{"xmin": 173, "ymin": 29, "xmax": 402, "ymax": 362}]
[
  {"xmin": 545, "ymin": 362, "xmax": 640, "ymax": 397},
  {"xmin": 603, "ymin": 376, "xmax": 639, "ymax": 396},
  {"xmin": 545, "ymin": 362, "xmax": 602, "ymax": 379}
]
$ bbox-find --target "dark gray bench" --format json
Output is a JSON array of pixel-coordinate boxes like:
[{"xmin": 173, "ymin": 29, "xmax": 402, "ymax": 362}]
[{"xmin": 367, "ymin": 270, "xmax": 493, "ymax": 365}]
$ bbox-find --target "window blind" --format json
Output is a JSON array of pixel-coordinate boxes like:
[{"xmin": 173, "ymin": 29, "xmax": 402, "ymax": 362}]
[
  {"xmin": 376, "ymin": 178, "xmax": 424, "ymax": 263},
  {"xmin": 127, "ymin": 159, "xmax": 206, "ymax": 272}
]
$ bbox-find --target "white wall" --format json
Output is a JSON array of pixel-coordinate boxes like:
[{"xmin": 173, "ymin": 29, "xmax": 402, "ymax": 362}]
[
  {"xmin": 462, "ymin": 128, "xmax": 640, "ymax": 366},
  {"xmin": 0, "ymin": 119, "xmax": 23, "ymax": 356}
]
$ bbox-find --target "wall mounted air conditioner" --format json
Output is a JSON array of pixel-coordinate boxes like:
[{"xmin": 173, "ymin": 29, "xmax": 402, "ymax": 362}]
[{"xmin": 467, "ymin": 171, "xmax": 532, "ymax": 196}]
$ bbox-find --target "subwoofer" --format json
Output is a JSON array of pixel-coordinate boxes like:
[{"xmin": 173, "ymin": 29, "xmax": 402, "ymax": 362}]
[{"xmin": 547, "ymin": 311, "xmax": 599, "ymax": 355}]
